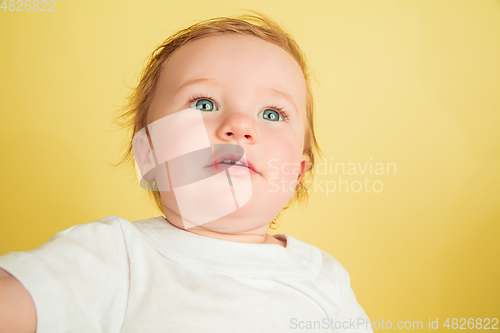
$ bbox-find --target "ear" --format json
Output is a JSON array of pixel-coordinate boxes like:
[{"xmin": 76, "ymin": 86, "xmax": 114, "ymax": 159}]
[
  {"xmin": 132, "ymin": 128, "xmax": 156, "ymax": 182},
  {"xmin": 296, "ymin": 154, "xmax": 309, "ymax": 183},
  {"xmin": 289, "ymin": 154, "xmax": 309, "ymax": 200}
]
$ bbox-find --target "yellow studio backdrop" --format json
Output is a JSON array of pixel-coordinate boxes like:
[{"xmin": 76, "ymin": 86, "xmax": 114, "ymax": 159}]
[{"xmin": 1, "ymin": 0, "xmax": 499, "ymax": 330}]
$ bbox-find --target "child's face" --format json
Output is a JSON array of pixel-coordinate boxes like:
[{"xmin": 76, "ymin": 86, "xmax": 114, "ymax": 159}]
[{"xmin": 147, "ymin": 33, "xmax": 308, "ymax": 233}]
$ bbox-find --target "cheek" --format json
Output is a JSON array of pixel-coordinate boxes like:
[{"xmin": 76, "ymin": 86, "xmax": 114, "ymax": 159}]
[
  {"xmin": 262, "ymin": 133, "xmax": 303, "ymax": 178},
  {"xmin": 260, "ymin": 139, "xmax": 302, "ymax": 200}
]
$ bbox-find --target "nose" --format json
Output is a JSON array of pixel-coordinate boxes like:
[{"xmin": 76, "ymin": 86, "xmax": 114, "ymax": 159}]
[{"xmin": 216, "ymin": 112, "xmax": 257, "ymax": 144}]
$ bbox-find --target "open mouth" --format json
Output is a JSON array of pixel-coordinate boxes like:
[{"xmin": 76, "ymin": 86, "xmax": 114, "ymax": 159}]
[
  {"xmin": 214, "ymin": 156, "xmax": 257, "ymax": 174},
  {"xmin": 205, "ymin": 144, "xmax": 258, "ymax": 174}
]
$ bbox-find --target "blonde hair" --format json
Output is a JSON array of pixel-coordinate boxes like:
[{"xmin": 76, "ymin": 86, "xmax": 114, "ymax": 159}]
[{"xmin": 113, "ymin": 10, "xmax": 323, "ymax": 229}]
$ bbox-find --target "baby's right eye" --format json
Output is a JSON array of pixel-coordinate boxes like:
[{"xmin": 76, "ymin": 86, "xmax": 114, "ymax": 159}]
[{"xmin": 189, "ymin": 98, "xmax": 218, "ymax": 112}]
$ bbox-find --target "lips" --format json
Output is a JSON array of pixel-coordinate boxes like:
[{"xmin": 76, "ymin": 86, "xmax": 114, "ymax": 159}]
[{"xmin": 206, "ymin": 151, "xmax": 258, "ymax": 174}]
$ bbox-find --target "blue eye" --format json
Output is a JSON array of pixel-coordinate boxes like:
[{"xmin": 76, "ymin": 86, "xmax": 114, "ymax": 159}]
[
  {"xmin": 259, "ymin": 109, "xmax": 283, "ymax": 122},
  {"xmin": 189, "ymin": 98, "xmax": 217, "ymax": 112},
  {"xmin": 188, "ymin": 95, "xmax": 289, "ymax": 121}
]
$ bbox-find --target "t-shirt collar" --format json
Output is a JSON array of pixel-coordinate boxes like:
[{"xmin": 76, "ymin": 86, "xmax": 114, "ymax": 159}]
[{"xmin": 133, "ymin": 216, "xmax": 321, "ymax": 279}]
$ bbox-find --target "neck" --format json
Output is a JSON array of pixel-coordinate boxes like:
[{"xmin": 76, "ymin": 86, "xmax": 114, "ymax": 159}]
[{"xmin": 162, "ymin": 205, "xmax": 285, "ymax": 247}]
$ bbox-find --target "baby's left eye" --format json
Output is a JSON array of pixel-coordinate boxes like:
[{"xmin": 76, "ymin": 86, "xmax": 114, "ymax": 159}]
[{"xmin": 259, "ymin": 109, "xmax": 283, "ymax": 122}]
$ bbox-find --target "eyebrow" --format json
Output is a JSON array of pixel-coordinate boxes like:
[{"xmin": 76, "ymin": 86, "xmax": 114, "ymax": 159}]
[
  {"xmin": 173, "ymin": 78, "xmax": 218, "ymax": 95},
  {"xmin": 265, "ymin": 88, "xmax": 299, "ymax": 114},
  {"xmin": 174, "ymin": 77, "xmax": 299, "ymax": 114}
]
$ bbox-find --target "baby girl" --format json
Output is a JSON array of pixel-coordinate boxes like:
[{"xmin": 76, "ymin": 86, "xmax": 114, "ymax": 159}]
[{"xmin": 0, "ymin": 11, "xmax": 372, "ymax": 332}]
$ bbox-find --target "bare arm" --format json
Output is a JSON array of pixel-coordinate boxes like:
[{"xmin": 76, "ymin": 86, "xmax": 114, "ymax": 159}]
[{"xmin": 0, "ymin": 268, "xmax": 37, "ymax": 333}]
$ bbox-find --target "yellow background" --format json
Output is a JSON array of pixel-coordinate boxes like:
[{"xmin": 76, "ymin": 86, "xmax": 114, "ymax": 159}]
[{"xmin": 1, "ymin": 0, "xmax": 499, "ymax": 329}]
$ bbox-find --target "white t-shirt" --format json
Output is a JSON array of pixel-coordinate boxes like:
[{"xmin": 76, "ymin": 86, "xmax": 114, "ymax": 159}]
[{"xmin": 0, "ymin": 216, "xmax": 373, "ymax": 332}]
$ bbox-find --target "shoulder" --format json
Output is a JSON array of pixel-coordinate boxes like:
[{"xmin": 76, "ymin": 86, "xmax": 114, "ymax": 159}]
[
  {"xmin": 290, "ymin": 236, "xmax": 352, "ymax": 294},
  {"xmin": 55, "ymin": 215, "xmax": 131, "ymax": 236},
  {"xmin": 281, "ymin": 234, "xmax": 350, "ymax": 283},
  {"xmin": 42, "ymin": 215, "xmax": 138, "ymax": 247},
  {"xmin": 0, "ymin": 215, "xmax": 137, "ymax": 280},
  {"xmin": 276, "ymin": 234, "xmax": 351, "ymax": 283},
  {"xmin": 0, "ymin": 215, "xmax": 135, "ymax": 267},
  {"xmin": 319, "ymin": 250, "xmax": 351, "ymax": 286}
]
